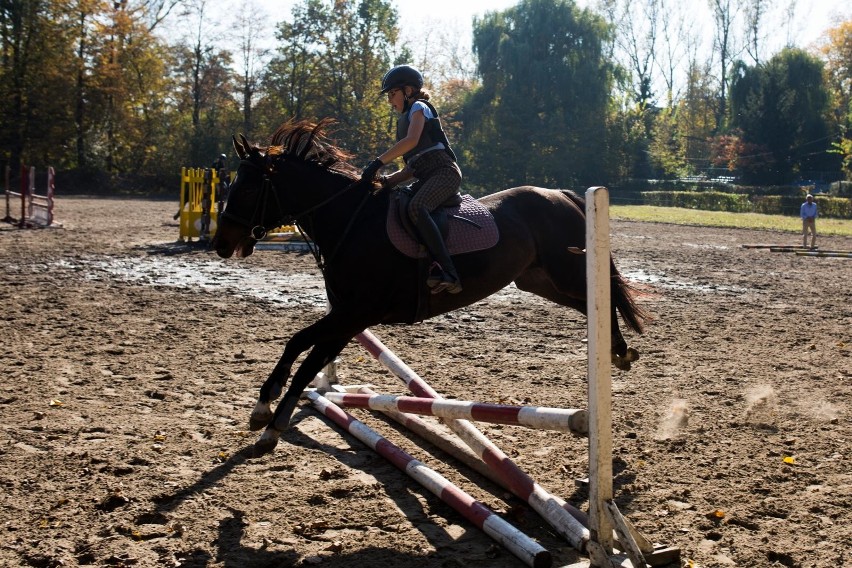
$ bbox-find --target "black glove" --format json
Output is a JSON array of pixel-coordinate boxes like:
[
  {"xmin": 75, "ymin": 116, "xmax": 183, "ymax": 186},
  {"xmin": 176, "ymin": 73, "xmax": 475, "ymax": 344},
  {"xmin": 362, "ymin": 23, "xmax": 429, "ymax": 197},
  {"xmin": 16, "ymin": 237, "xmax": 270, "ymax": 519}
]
[{"xmin": 361, "ymin": 158, "xmax": 383, "ymax": 182}]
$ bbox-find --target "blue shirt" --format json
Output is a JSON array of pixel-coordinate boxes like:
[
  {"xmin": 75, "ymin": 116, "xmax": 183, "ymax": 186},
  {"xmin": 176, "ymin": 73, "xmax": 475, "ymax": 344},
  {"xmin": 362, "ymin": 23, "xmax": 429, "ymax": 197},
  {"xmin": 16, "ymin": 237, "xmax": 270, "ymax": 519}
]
[{"xmin": 800, "ymin": 201, "xmax": 817, "ymax": 220}]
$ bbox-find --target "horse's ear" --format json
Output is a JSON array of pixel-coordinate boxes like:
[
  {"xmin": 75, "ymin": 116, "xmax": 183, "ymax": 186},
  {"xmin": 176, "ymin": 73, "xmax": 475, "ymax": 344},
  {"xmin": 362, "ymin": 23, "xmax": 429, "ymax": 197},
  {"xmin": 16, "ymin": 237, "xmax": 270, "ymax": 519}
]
[{"xmin": 233, "ymin": 134, "xmax": 248, "ymax": 160}]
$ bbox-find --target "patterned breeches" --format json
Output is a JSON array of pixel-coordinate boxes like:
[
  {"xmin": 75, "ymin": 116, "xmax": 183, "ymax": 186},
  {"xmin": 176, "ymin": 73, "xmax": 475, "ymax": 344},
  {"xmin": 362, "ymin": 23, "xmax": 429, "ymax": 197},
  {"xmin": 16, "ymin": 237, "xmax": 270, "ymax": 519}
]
[{"xmin": 407, "ymin": 150, "xmax": 461, "ymax": 223}]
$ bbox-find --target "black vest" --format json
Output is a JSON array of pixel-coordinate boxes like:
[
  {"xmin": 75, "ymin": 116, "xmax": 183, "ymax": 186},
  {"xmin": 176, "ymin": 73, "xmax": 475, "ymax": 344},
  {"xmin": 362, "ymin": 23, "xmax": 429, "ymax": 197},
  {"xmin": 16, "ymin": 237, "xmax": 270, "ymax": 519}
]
[{"xmin": 396, "ymin": 100, "xmax": 457, "ymax": 164}]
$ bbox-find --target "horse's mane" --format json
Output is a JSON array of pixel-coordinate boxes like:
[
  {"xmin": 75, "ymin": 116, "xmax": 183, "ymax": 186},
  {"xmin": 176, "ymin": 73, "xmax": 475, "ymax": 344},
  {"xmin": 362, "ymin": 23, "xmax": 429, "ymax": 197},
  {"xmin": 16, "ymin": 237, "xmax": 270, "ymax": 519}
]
[{"xmin": 266, "ymin": 118, "xmax": 360, "ymax": 180}]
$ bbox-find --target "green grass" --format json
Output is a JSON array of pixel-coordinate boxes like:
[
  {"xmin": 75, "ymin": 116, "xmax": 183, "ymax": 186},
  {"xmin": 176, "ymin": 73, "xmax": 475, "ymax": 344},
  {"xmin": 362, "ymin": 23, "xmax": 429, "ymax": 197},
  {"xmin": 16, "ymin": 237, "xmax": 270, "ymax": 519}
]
[{"xmin": 610, "ymin": 205, "xmax": 852, "ymax": 237}]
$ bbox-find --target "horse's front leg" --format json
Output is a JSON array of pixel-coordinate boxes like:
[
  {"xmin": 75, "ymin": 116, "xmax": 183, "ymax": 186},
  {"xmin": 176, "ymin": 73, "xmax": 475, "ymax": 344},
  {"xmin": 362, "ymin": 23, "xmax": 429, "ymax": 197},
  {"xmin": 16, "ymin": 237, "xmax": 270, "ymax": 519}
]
[
  {"xmin": 255, "ymin": 337, "xmax": 351, "ymax": 455},
  {"xmin": 250, "ymin": 324, "xmax": 330, "ymax": 431},
  {"xmin": 250, "ymin": 357, "xmax": 293, "ymax": 431}
]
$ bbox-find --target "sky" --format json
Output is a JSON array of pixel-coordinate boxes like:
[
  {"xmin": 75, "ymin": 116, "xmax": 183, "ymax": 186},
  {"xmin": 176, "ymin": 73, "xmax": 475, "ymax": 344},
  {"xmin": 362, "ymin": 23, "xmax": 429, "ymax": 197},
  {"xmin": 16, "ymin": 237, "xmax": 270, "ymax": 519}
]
[
  {"xmin": 232, "ymin": 0, "xmax": 850, "ymax": 50},
  {"xmin": 203, "ymin": 0, "xmax": 850, "ymax": 95}
]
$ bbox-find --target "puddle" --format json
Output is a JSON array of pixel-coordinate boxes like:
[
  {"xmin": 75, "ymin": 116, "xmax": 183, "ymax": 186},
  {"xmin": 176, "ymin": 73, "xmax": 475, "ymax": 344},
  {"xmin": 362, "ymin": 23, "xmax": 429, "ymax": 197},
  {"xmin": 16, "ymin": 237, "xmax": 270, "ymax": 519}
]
[
  {"xmin": 682, "ymin": 242, "xmax": 730, "ymax": 250},
  {"xmin": 623, "ymin": 268, "xmax": 749, "ymax": 295},
  {"xmin": 51, "ymin": 255, "xmax": 329, "ymax": 308}
]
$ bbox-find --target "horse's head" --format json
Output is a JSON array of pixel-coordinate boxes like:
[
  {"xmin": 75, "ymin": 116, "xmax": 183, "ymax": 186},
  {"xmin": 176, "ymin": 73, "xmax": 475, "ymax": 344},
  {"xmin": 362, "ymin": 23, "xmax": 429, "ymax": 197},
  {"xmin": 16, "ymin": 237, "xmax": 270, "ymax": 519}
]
[
  {"xmin": 213, "ymin": 119, "xmax": 365, "ymax": 259},
  {"xmin": 212, "ymin": 134, "xmax": 288, "ymax": 259}
]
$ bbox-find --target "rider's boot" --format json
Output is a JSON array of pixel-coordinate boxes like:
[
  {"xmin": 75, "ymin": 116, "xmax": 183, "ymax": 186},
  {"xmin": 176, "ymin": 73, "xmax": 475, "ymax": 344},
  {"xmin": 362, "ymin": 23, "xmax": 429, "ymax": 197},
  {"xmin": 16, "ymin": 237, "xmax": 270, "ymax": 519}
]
[{"xmin": 413, "ymin": 214, "xmax": 462, "ymax": 294}]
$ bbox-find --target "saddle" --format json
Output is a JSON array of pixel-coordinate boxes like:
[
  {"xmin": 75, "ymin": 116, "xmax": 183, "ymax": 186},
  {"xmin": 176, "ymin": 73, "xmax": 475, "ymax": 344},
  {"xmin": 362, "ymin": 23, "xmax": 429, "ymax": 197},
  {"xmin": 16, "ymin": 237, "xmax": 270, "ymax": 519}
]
[{"xmin": 387, "ymin": 188, "xmax": 500, "ymax": 258}]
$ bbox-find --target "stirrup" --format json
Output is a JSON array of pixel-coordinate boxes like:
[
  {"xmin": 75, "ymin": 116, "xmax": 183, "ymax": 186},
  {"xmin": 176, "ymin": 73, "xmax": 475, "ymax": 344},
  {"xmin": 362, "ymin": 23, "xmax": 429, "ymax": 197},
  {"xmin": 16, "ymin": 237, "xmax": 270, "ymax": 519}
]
[
  {"xmin": 431, "ymin": 277, "xmax": 462, "ymax": 295},
  {"xmin": 426, "ymin": 262, "xmax": 445, "ymax": 289}
]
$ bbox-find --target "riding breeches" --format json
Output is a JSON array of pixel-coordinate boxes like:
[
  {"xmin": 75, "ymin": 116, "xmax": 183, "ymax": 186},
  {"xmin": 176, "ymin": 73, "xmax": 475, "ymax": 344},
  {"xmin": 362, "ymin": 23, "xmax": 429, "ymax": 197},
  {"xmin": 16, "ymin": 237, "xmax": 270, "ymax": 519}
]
[{"xmin": 407, "ymin": 150, "xmax": 461, "ymax": 224}]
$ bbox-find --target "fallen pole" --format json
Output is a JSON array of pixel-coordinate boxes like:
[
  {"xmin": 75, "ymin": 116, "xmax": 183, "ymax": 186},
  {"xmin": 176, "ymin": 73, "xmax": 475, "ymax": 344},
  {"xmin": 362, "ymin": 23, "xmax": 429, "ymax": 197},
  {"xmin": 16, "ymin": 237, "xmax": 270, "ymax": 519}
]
[
  {"xmin": 769, "ymin": 246, "xmax": 819, "ymax": 253},
  {"xmin": 741, "ymin": 244, "xmax": 815, "ymax": 249},
  {"xmin": 304, "ymin": 390, "xmax": 552, "ymax": 568},
  {"xmin": 795, "ymin": 250, "xmax": 852, "ymax": 258},
  {"xmin": 321, "ymin": 392, "xmax": 588, "ymax": 436},
  {"xmin": 354, "ymin": 329, "xmax": 591, "ymax": 551}
]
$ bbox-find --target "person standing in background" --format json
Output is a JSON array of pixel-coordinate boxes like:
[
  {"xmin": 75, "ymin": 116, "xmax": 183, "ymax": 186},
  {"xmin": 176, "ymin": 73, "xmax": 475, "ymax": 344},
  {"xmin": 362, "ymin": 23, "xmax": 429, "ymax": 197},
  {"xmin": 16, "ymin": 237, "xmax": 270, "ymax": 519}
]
[{"xmin": 800, "ymin": 194, "xmax": 817, "ymax": 249}]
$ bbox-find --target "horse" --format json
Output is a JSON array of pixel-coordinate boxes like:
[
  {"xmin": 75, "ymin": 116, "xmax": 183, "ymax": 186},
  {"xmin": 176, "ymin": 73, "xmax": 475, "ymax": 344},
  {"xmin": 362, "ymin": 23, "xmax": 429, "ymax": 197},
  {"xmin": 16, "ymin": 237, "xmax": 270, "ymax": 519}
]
[{"xmin": 212, "ymin": 118, "xmax": 645, "ymax": 455}]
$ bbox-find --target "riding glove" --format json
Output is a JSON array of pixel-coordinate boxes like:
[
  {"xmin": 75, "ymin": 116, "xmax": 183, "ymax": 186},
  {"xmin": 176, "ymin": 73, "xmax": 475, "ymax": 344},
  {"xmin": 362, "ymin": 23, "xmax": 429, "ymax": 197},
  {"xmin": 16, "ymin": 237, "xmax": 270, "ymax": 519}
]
[{"xmin": 361, "ymin": 158, "xmax": 383, "ymax": 182}]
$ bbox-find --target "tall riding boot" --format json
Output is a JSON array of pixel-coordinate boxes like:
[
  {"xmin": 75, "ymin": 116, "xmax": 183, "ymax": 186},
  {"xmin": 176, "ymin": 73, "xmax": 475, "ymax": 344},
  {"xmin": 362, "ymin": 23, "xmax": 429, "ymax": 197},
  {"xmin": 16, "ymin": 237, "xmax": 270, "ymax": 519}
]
[{"xmin": 412, "ymin": 213, "xmax": 462, "ymax": 294}]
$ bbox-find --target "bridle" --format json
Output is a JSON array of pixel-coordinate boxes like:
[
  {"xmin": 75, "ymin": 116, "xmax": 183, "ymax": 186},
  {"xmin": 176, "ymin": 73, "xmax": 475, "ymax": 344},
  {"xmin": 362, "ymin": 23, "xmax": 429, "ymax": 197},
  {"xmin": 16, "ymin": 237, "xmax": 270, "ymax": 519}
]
[
  {"xmin": 219, "ymin": 159, "xmax": 288, "ymax": 240},
  {"xmin": 220, "ymin": 155, "xmax": 373, "ymax": 271}
]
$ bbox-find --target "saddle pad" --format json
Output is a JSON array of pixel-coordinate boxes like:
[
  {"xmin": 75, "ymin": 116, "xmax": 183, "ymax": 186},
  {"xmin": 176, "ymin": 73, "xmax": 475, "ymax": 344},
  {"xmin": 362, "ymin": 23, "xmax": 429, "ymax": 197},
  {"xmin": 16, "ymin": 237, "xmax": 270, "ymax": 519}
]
[{"xmin": 387, "ymin": 194, "xmax": 500, "ymax": 259}]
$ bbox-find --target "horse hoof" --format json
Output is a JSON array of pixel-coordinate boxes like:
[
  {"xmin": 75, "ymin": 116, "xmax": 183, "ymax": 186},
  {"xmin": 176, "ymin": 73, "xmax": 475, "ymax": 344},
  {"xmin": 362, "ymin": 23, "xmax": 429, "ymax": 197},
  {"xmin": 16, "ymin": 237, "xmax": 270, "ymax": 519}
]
[
  {"xmin": 249, "ymin": 409, "xmax": 273, "ymax": 431},
  {"xmin": 612, "ymin": 354, "xmax": 632, "ymax": 371},
  {"xmin": 253, "ymin": 429, "xmax": 281, "ymax": 456},
  {"xmin": 625, "ymin": 347, "xmax": 639, "ymax": 363}
]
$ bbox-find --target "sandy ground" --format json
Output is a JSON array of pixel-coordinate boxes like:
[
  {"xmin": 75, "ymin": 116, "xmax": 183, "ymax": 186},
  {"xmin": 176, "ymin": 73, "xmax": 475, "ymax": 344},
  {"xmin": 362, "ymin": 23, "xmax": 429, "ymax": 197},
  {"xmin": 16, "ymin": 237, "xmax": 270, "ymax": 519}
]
[{"xmin": 1, "ymin": 197, "xmax": 850, "ymax": 568}]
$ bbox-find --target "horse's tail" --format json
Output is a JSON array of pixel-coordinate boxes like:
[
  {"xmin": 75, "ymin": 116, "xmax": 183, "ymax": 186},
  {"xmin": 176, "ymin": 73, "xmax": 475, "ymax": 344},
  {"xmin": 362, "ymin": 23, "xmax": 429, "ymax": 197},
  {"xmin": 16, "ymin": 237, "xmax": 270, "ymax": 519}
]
[
  {"xmin": 611, "ymin": 266, "xmax": 646, "ymax": 334},
  {"xmin": 560, "ymin": 189, "xmax": 647, "ymax": 334}
]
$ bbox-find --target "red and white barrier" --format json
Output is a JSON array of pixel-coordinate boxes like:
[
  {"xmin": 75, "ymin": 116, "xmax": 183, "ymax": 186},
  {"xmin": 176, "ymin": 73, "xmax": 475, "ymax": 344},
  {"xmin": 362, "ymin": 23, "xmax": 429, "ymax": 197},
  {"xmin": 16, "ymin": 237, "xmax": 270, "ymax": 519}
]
[
  {"xmin": 351, "ymin": 385, "xmax": 593, "ymax": 529},
  {"xmin": 3, "ymin": 165, "xmax": 56, "ymax": 228},
  {"xmin": 321, "ymin": 391, "xmax": 588, "ymax": 435},
  {"xmin": 304, "ymin": 390, "xmax": 552, "ymax": 568},
  {"xmin": 354, "ymin": 329, "xmax": 591, "ymax": 552}
]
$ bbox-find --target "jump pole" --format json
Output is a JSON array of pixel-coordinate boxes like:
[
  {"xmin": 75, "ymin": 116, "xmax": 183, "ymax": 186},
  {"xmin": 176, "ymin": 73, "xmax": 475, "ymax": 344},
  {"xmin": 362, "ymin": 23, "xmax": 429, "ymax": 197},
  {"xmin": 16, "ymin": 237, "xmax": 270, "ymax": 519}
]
[
  {"xmin": 354, "ymin": 329, "xmax": 591, "ymax": 551},
  {"xmin": 795, "ymin": 251, "xmax": 852, "ymax": 258},
  {"xmin": 321, "ymin": 392, "xmax": 588, "ymax": 435},
  {"xmin": 304, "ymin": 390, "xmax": 552, "ymax": 568}
]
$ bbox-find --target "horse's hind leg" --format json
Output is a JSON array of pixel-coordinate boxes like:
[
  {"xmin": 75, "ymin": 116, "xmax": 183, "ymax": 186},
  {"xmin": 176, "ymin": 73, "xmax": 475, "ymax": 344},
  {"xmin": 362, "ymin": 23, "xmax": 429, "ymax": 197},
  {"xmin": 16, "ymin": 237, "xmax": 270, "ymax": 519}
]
[{"xmin": 515, "ymin": 267, "xmax": 638, "ymax": 371}]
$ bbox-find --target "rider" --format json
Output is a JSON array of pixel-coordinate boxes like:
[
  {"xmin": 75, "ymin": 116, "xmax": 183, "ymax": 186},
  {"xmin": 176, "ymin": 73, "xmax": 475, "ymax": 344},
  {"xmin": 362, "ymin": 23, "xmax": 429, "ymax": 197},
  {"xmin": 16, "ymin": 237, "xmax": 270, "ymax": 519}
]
[
  {"xmin": 212, "ymin": 153, "xmax": 230, "ymax": 211},
  {"xmin": 360, "ymin": 64, "xmax": 463, "ymax": 295}
]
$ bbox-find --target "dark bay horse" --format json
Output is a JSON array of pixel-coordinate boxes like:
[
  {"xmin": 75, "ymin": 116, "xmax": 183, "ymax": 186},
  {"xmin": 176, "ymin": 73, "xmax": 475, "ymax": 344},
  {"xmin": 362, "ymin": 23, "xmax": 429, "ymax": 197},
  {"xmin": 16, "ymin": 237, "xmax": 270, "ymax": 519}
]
[{"xmin": 212, "ymin": 118, "xmax": 645, "ymax": 454}]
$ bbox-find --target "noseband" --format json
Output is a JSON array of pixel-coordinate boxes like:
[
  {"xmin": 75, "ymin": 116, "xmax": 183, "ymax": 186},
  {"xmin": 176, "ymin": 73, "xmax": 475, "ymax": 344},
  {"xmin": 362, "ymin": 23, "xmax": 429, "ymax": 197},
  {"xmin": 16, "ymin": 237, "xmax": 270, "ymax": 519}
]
[{"xmin": 219, "ymin": 159, "xmax": 287, "ymax": 240}]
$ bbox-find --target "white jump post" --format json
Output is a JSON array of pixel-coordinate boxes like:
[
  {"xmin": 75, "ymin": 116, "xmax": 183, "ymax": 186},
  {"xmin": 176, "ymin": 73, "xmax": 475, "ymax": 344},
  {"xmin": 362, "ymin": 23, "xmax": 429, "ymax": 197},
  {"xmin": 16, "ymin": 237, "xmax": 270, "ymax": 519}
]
[
  {"xmin": 585, "ymin": 186, "xmax": 616, "ymax": 565},
  {"xmin": 585, "ymin": 187, "xmax": 660, "ymax": 568}
]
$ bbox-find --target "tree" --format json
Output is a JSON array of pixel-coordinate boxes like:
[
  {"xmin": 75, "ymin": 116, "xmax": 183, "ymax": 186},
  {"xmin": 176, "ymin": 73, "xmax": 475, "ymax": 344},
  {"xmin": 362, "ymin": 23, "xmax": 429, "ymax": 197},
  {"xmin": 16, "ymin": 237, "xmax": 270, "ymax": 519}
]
[
  {"xmin": 742, "ymin": 0, "xmax": 769, "ymax": 65},
  {"xmin": 709, "ymin": 0, "xmax": 742, "ymax": 131},
  {"xmin": 654, "ymin": 0, "xmax": 695, "ymax": 107},
  {"xmin": 84, "ymin": 0, "xmax": 181, "ymax": 173},
  {"xmin": 819, "ymin": 19, "xmax": 852, "ymax": 179},
  {"xmin": 258, "ymin": 0, "xmax": 401, "ymax": 163},
  {"xmin": 169, "ymin": 0, "xmax": 239, "ymax": 166},
  {"xmin": 0, "ymin": 1, "xmax": 79, "ymax": 173},
  {"xmin": 597, "ymin": 0, "xmax": 659, "ymax": 111},
  {"xmin": 462, "ymin": 0, "xmax": 613, "ymax": 191},
  {"xmin": 231, "ymin": 0, "xmax": 271, "ymax": 139},
  {"xmin": 730, "ymin": 47, "xmax": 834, "ymax": 183}
]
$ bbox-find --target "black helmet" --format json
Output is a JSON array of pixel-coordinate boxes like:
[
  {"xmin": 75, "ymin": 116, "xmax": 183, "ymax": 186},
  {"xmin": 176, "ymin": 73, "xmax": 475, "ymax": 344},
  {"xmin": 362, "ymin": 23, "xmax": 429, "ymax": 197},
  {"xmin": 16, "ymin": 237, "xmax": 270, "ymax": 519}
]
[
  {"xmin": 380, "ymin": 65, "xmax": 423, "ymax": 94},
  {"xmin": 220, "ymin": 153, "xmax": 226, "ymax": 159}
]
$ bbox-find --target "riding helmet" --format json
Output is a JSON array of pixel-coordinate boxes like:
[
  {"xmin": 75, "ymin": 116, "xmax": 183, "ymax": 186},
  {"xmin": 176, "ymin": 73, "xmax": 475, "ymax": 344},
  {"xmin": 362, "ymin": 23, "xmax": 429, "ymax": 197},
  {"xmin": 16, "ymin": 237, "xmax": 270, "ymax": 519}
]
[{"xmin": 380, "ymin": 65, "xmax": 423, "ymax": 94}]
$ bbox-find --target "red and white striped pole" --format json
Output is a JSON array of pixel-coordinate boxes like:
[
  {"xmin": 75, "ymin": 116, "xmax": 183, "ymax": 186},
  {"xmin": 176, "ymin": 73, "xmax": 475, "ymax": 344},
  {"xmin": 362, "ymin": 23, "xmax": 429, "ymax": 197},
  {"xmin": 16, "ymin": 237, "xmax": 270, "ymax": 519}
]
[
  {"xmin": 354, "ymin": 330, "xmax": 590, "ymax": 551},
  {"xmin": 304, "ymin": 390, "xmax": 552, "ymax": 568},
  {"xmin": 321, "ymin": 392, "xmax": 588, "ymax": 435}
]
